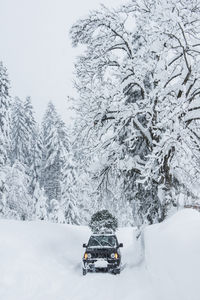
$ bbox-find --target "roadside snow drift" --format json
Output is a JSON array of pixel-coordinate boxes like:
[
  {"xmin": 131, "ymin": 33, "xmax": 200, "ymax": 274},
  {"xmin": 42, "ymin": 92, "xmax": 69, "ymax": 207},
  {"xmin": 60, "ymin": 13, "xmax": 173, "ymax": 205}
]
[
  {"xmin": 0, "ymin": 209, "xmax": 199, "ymax": 300},
  {"xmin": 144, "ymin": 209, "xmax": 200, "ymax": 300}
]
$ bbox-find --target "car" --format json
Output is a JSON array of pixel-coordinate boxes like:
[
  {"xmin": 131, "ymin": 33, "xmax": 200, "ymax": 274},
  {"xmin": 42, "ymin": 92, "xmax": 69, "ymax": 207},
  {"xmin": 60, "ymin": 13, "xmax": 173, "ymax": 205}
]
[{"xmin": 82, "ymin": 233, "xmax": 123, "ymax": 275}]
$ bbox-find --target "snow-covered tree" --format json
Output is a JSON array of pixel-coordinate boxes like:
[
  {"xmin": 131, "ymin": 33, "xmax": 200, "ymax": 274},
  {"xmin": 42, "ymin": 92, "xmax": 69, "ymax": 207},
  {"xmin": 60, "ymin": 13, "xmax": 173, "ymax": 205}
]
[
  {"xmin": 5, "ymin": 161, "xmax": 33, "ymax": 220},
  {"xmin": 10, "ymin": 97, "xmax": 29, "ymax": 165},
  {"xmin": 11, "ymin": 96, "xmax": 38, "ymax": 169},
  {"xmin": 70, "ymin": 3, "xmax": 157, "ymax": 224},
  {"xmin": 70, "ymin": 0, "xmax": 200, "ymax": 225},
  {"xmin": 89, "ymin": 210, "xmax": 118, "ymax": 234},
  {"xmin": 23, "ymin": 96, "xmax": 38, "ymax": 168},
  {"xmin": 0, "ymin": 62, "xmax": 11, "ymax": 209},
  {"xmin": 29, "ymin": 127, "xmax": 43, "ymax": 195},
  {"xmin": 34, "ymin": 183, "xmax": 48, "ymax": 220},
  {"xmin": 0, "ymin": 62, "xmax": 11, "ymax": 166},
  {"xmin": 0, "ymin": 165, "xmax": 10, "ymax": 218},
  {"xmin": 10, "ymin": 96, "xmax": 42, "ymax": 204},
  {"xmin": 61, "ymin": 152, "xmax": 80, "ymax": 225},
  {"xmin": 42, "ymin": 102, "xmax": 69, "ymax": 202},
  {"xmin": 23, "ymin": 97, "xmax": 43, "ymax": 196},
  {"xmin": 0, "ymin": 62, "xmax": 11, "ymax": 164},
  {"xmin": 49, "ymin": 199, "xmax": 65, "ymax": 223}
]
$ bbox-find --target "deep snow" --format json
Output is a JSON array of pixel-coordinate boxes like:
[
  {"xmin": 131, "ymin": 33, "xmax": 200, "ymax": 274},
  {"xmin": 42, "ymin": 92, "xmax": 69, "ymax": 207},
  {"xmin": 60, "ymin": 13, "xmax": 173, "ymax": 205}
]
[
  {"xmin": 144, "ymin": 209, "xmax": 200, "ymax": 300},
  {"xmin": 0, "ymin": 209, "xmax": 199, "ymax": 300}
]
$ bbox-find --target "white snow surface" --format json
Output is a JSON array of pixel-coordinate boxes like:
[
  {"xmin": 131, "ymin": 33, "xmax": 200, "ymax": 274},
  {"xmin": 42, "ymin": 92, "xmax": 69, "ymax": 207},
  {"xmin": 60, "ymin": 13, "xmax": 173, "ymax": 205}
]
[
  {"xmin": 0, "ymin": 209, "xmax": 199, "ymax": 300},
  {"xmin": 144, "ymin": 209, "xmax": 200, "ymax": 300}
]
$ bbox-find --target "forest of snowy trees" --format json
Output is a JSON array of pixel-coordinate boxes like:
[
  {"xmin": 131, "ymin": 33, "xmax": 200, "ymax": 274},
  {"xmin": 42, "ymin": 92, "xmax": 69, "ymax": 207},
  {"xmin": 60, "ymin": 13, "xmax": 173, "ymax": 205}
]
[
  {"xmin": 0, "ymin": 62, "xmax": 82, "ymax": 224},
  {"xmin": 1, "ymin": 0, "xmax": 200, "ymax": 227}
]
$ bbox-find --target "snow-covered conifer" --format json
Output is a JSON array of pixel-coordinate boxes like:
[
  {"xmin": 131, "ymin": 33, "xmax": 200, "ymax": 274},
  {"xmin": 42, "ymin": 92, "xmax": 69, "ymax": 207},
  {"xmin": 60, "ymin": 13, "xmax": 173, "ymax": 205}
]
[
  {"xmin": 89, "ymin": 210, "xmax": 118, "ymax": 234},
  {"xmin": 0, "ymin": 61, "xmax": 11, "ymax": 166},
  {"xmin": 0, "ymin": 62, "xmax": 12, "ymax": 213},
  {"xmin": 42, "ymin": 102, "xmax": 69, "ymax": 202},
  {"xmin": 5, "ymin": 161, "xmax": 33, "ymax": 220},
  {"xmin": 49, "ymin": 199, "xmax": 65, "ymax": 223},
  {"xmin": 61, "ymin": 152, "xmax": 80, "ymax": 225},
  {"xmin": 29, "ymin": 127, "xmax": 43, "ymax": 195},
  {"xmin": 10, "ymin": 97, "xmax": 29, "ymax": 165},
  {"xmin": 34, "ymin": 183, "xmax": 48, "ymax": 220},
  {"xmin": 24, "ymin": 96, "xmax": 37, "ymax": 166}
]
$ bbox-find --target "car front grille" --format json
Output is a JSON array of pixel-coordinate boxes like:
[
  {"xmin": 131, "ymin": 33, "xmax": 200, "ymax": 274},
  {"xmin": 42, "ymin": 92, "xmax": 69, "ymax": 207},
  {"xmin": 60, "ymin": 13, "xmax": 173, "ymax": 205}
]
[{"xmin": 91, "ymin": 252, "xmax": 109, "ymax": 259}]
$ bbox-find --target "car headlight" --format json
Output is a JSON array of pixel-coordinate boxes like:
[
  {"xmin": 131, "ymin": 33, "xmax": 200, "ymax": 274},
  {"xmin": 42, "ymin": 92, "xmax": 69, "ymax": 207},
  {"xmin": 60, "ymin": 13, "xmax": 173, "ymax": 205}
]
[
  {"xmin": 84, "ymin": 252, "xmax": 92, "ymax": 259},
  {"xmin": 111, "ymin": 253, "xmax": 118, "ymax": 259}
]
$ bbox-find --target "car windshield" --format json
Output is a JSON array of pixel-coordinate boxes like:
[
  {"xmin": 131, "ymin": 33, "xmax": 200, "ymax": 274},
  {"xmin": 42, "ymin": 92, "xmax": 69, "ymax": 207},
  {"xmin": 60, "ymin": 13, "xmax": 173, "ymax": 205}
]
[{"xmin": 88, "ymin": 235, "xmax": 117, "ymax": 248}]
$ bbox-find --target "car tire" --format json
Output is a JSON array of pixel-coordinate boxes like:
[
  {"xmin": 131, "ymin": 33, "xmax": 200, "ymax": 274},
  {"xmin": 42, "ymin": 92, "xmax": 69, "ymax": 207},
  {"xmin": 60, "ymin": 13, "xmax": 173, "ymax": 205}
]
[
  {"xmin": 113, "ymin": 269, "xmax": 120, "ymax": 275},
  {"xmin": 82, "ymin": 268, "xmax": 87, "ymax": 276}
]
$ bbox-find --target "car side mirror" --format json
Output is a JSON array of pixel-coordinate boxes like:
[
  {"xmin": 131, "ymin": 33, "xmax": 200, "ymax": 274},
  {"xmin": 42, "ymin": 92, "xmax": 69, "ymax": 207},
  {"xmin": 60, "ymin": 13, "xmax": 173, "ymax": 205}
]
[
  {"xmin": 119, "ymin": 243, "xmax": 123, "ymax": 248},
  {"xmin": 83, "ymin": 243, "xmax": 87, "ymax": 248}
]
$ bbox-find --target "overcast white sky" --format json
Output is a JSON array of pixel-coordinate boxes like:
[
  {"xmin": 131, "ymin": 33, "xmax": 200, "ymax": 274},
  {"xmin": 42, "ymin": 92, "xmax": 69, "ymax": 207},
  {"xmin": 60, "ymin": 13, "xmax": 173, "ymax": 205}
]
[{"xmin": 0, "ymin": 0, "xmax": 123, "ymax": 124}]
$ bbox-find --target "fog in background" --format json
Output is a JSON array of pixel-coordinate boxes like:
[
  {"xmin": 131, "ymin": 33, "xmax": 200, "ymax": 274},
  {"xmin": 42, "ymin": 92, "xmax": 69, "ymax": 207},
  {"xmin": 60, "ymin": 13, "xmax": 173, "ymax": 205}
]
[{"xmin": 0, "ymin": 0, "xmax": 123, "ymax": 124}]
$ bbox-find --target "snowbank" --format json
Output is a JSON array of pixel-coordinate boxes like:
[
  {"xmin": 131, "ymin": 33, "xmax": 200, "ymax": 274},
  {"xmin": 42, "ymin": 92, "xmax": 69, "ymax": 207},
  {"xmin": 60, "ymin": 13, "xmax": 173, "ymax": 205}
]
[
  {"xmin": 144, "ymin": 209, "xmax": 200, "ymax": 300},
  {"xmin": 0, "ymin": 220, "xmax": 90, "ymax": 300}
]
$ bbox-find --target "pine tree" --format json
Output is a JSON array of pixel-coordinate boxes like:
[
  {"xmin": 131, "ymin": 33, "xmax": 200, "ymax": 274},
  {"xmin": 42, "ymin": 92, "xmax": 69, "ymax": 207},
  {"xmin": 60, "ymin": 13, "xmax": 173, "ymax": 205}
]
[
  {"xmin": 0, "ymin": 165, "xmax": 10, "ymax": 218},
  {"xmin": 5, "ymin": 161, "xmax": 33, "ymax": 220},
  {"xmin": 23, "ymin": 96, "xmax": 43, "ymax": 197},
  {"xmin": 10, "ymin": 97, "xmax": 29, "ymax": 165},
  {"xmin": 24, "ymin": 96, "xmax": 37, "ymax": 166},
  {"xmin": 29, "ymin": 127, "xmax": 43, "ymax": 195},
  {"xmin": 61, "ymin": 152, "xmax": 80, "ymax": 225},
  {"xmin": 0, "ymin": 62, "xmax": 11, "ymax": 213},
  {"xmin": 49, "ymin": 199, "xmax": 65, "ymax": 223},
  {"xmin": 42, "ymin": 102, "xmax": 61, "ymax": 201},
  {"xmin": 34, "ymin": 183, "xmax": 48, "ymax": 220},
  {"xmin": 89, "ymin": 210, "xmax": 118, "ymax": 234},
  {"xmin": 0, "ymin": 61, "xmax": 11, "ymax": 166},
  {"xmin": 42, "ymin": 102, "xmax": 69, "ymax": 203}
]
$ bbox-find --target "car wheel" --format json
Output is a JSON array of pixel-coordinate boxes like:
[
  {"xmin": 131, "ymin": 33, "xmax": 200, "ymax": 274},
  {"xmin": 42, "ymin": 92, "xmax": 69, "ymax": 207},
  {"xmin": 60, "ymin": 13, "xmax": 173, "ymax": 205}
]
[
  {"xmin": 113, "ymin": 269, "xmax": 120, "ymax": 275},
  {"xmin": 82, "ymin": 268, "xmax": 87, "ymax": 276}
]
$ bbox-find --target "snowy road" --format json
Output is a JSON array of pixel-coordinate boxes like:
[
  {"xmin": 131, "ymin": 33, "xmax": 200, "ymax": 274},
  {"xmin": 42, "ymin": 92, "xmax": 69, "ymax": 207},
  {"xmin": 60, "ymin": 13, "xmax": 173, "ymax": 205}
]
[
  {"xmin": 0, "ymin": 220, "xmax": 158, "ymax": 300},
  {"xmin": 1, "ymin": 210, "xmax": 200, "ymax": 300}
]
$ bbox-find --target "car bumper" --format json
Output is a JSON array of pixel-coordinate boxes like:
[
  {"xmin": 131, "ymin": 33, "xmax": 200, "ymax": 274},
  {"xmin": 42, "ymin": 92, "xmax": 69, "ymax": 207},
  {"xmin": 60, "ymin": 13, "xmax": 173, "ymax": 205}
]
[{"xmin": 83, "ymin": 258, "xmax": 120, "ymax": 272}]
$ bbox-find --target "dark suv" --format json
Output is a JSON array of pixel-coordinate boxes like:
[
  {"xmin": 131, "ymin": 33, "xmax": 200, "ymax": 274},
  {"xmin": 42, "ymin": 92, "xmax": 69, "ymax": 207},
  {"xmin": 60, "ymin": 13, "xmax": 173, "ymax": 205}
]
[{"xmin": 82, "ymin": 234, "xmax": 123, "ymax": 275}]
